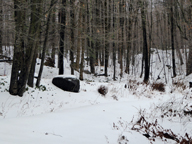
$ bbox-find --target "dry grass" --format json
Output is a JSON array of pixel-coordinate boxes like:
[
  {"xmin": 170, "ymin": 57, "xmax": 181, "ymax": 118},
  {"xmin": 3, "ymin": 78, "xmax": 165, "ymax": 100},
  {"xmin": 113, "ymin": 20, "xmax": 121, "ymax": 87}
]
[
  {"xmin": 173, "ymin": 81, "xmax": 187, "ymax": 90},
  {"xmin": 151, "ymin": 82, "xmax": 165, "ymax": 92},
  {"xmin": 132, "ymin": 116, "xmax": 192, "ymax": 144}
]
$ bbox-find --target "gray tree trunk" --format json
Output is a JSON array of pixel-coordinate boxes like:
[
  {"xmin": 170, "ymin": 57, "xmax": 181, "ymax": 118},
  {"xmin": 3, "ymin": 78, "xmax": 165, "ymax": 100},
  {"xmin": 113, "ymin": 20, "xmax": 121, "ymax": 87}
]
[{"xmin": 9, "ymin": 0, "xmax": 26, "ymax": 95}]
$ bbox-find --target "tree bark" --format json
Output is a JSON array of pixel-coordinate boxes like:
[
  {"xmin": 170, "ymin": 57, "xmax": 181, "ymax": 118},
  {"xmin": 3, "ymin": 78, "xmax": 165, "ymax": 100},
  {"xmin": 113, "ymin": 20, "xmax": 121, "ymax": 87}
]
[
  {"xmin": 58, "ymin": 0, "xmax": 66, "ymax": 75},
  {"xmin": 104, "ymin": 0, "xmax": 109, "ymax": 77},
  {"xmin": 70, "ymin": 0, "xmax": 75, "ymax": 75},
  {"xmin": 0, "ymin": 0, "xmax": 2, "ymax": 54},
  {"xmin": 9, "ymin": 0, "xmax": 26, "ymax": 95},
  {"xmin": 170, "ymin": 0, "xmax": 176, "ymax": 77},
  {"xmin": 79, "ymin": 0, "xmax": 85, "ymax": 80},
  {"xmin": 17, "ymin": 0, "xmax": 42, "ymax": 96},
  {"xmin": 140, "ymin": 0, "xmax": 149, "ymax": 83}
]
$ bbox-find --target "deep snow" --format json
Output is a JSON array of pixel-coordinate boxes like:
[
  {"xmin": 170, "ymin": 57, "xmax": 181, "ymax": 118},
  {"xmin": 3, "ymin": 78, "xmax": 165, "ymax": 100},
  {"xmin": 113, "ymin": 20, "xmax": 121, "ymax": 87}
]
[{"xmin": 0, "ymin": 48, "xmax": 192, "ymax": 143}]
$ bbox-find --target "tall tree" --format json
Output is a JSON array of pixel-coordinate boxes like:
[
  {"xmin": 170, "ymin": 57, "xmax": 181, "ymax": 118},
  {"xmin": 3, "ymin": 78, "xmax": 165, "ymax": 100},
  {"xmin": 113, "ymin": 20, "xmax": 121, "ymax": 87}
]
[
  {"xmin": 9, "ymin": 0, "xmax": 42, "ymax": 96},
  {"xmin": 170, "ymin": 0, "xmax": 176, "ymax": 77},
  {"xmin": 119, "ymin": 0, "xmax": 123, "ymax": 77},
  {"xmin": 9, "ymin": 0, "xmax": 26, "ymax": 95},
  {"xmin": 36, "ymin": 0, "xmax": 57, "ymax": 87},
  {"xmin": 58, "ymin": 0, "xmax": 66, "ymax": 75},
  {"xmin": 70, "ymin": 0, "xmax": 75, "ymax": 75},
  {"xmin": 140, "ymin": 0, "xmax": 149, "ymax": 83},
  {"xmin": 79, "ymin": 0, "xmax": 86, "ymax": 80},
  {"xmin": 89, "ymin": 0, "xmax": 95, "ymax": 74},
  {"xmin": 112, "ymin": 0, "xmax": 116, "ymax": 80},
  {"xmin": 17, "ymin": 0, "xmax": 42, "ymax": 96},
  {"xmin": 0, "ymin": 0, "xmax": 2, "ymax": 54}
]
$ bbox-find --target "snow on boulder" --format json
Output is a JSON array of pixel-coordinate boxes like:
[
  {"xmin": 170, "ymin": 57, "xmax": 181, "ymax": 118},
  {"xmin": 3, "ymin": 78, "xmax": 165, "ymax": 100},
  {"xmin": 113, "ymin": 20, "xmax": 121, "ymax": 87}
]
[{"xmin": 52, "ymin": 75, "xmax": 80, "ymax": 92}]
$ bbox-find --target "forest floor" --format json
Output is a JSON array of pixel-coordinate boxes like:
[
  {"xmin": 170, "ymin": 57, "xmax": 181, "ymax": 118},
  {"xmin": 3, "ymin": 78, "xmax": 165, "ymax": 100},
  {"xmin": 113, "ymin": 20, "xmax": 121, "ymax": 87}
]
[{"xmin": 0, "ymin": 49, "xmax": 192, "ymax": 144}]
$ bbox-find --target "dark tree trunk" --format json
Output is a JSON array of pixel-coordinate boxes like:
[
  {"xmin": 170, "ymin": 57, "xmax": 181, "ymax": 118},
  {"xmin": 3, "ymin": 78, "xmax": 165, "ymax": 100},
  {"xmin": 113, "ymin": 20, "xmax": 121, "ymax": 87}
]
[
  {"xmin": 140, "ymin": 0, "xmax": 149, "ymax": 83},
  {"xmin": 119, "ymin": 0, "xmax": 123, "ymax": 77},
  {"xmin": 104, "ymin": 0, "xmax": 109, "ymax": 77},
  {"xmin": 125, "ymin": 2, "xmax": 132, "ymax": 74},
  {"xmin": 17, "ymin": 0, "xmax": 42, "ymax": 96},
  {"xmin": 170, "ymin": 0, "xmax": 176, "ymax": 77},
  {"xmin": 58, "ymin": 0, "xmax": 66, "ymax": 75},
  {"xmin": 36, "ymin": 0, "xmax": 56, "ymax": 87},
  {"xmin": 9, "ymin": 0, "xmax": 26, "ymax": 95},
  {"xmin": 79, "ymin": 17, "xmax": 85, "ymax": 80},
  {"xmin": 0, "ymin": 0, "xmax": 2, "ymax": 54},
  {"xmin": 28, "ymin": 51, "xmax": 37, "ymax": 87},
  {"xmin": 112, "ymin": 0, "xmax": 116, "ymax": 80},
  {"xmin": 70, "ymin": 0, "xmax": 75, "ymax": 75},
  {"xmin": 51, "ymin": 7, "xmax": 56, "ymax": 63},
  {"xmin": 79, "ymin": 0, "xmax": 85, "ymax": 80}
]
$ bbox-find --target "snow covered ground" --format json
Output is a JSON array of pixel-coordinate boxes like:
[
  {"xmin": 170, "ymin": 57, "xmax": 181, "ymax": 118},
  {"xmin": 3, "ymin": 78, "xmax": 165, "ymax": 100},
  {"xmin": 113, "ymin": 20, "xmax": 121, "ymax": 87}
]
[{"xmin": 0, "ymin": 48, "xmax": 192, "ymax": 143}]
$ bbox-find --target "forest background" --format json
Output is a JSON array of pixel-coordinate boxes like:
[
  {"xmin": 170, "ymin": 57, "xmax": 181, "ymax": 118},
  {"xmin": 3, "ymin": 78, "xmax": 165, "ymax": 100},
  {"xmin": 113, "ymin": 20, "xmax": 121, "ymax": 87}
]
[{"xmin": 0, "ymin": 0, "xmax": 192, "ymax": 96}]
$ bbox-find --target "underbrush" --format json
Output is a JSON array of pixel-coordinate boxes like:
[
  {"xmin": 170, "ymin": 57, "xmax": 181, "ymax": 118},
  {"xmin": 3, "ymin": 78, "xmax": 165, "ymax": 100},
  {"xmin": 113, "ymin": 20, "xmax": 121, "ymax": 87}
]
[
  {"xmin": 151, "ymin": 82, "xmax": 165, "ymax": 92},
  {"xmin": 131, "ymin": 116, "xmax": 192, "ymax": 144},
  {"xmin": 98, "ymin": 85, "xmax": 108, "ymax": 96}
]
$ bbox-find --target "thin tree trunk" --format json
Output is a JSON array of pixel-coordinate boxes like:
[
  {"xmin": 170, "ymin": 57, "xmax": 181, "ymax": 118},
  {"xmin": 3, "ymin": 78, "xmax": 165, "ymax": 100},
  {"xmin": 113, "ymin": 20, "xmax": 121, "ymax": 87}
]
[
  {"xmin": 75, "ymin": 1, "xmax": 80, "ymax": 70},
  {"xmin": 125, "ymin": 1, "xmax": 132, "ymax": 74},
  {"xmin": 119, "ymin": 0, "xmax": 123, "ymax": 77},
  {"xmin": 0, "ymin": 0, "xmax": 2, "ymax": 54},
  {"xmin": 51, "ymin": 7, "xmax": 56, "ymax": 63},
  {"xmin": 36, "ymin": 0, "xmax": 56, "ymax": 87},
  {"xmin": 89, "ymin": 0, "xmax": 95, "ymax": 74},
  {"xmin": 112, "ymin": 0, "xmax": 116, "ymax": 80},
  {"xmin": 170, "ymin": 0, "xmax": 176, "ymax": 77},
  {"xmin": 70, "ymin": 0, "xmax": 75, "ymax": 75},
  {"xmin": 104, "ymin": 0, "xmax": 109, "ymax": 77},
  {"xmin": 58, "ymin": 0, "xmax": 66, "ymax": 75},
  {"xmin": 79, "ymin": 0, "xmax": 85, "ymax": 80}
]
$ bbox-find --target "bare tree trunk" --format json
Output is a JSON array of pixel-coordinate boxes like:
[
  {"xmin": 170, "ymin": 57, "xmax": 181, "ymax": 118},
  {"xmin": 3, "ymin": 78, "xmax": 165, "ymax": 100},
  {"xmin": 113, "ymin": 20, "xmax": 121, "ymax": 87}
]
[
  {"xmin": 51, "ymin": 7, "xmax": 56, "ymax": 63},
  {"xmin": 58, "ymin": 0, "xmax": 66, "ymax": 75},
  {"xmin": 89, "ymin": 0, "xmax": 95, "ymax": 74},
  {"xmin": 9, "ymin": 0, "xmax": 27, "ymax": 96},
  {"xmin": 36, "ymin": 0, "xmax": 56, "ymax": 87},
  {"xmin": 75, "ymin": 1, "xmax": 80, "ymax": 70},
  {"xmin": 79, "ymin": 0, "xmax": 86, "ymax": 80},
  {"xmin": 125, "ymin": 1, "xmax": 132, "ymax": 74},
  {"xmin": 28, "ymin": 50, "xmax": 37, "ymax": 87},
  {"xmin": 17, "ymin": 0, "xmax": 42, "ymax": 96},
  {"xmin": 112, "ymin": 0, "xmax": 116, "ymax": 80},
  {"xmin": 104, "ymin": 0, "xmax": 109, "ymax": 77},
  {"xmin": 170, "ymin": 0, "xmax": 176, "ymax": 77},
  {"xmin": 0, "ymin": 0, "xmax": 2, "ymax": 54},
  {"xmin": 140, "ymin": 0, "xmax": 149, "ymax": 83},
  {"xmin": 119, "ymin": 0, "xmax": 123, "ymax": 77},
  {"xmin": 70, "ymin": 0, "xmax": 75, "ymax": 75}
]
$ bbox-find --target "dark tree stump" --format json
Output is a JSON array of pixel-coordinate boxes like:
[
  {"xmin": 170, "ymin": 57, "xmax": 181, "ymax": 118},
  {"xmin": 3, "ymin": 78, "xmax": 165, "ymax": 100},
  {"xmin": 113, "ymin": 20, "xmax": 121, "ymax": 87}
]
[{"xmin": 52, "ymin": 75, "xmax": 80, "ymax": 92}]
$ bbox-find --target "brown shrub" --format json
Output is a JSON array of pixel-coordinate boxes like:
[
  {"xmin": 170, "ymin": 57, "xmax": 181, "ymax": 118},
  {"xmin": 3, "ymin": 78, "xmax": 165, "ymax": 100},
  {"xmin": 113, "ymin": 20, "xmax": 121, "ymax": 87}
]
[
  {"xmin": 44, "ymin": 57, "xmax": 55, "ymax": 67},
  {"xmin": 151, "ymin": 82, "xmax": 165, "ymax": 92},
  {"xmin": 173, "ymin": 81, "xmax": 187, "ymax": 90},
  {"xmin": 98, "ymin": 85, "xmax": 108, "ymax": 96}
]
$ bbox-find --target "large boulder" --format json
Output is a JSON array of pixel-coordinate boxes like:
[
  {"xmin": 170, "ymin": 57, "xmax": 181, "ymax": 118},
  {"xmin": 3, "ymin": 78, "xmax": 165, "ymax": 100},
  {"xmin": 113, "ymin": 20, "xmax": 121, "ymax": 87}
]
[{"xmin": 52, "ymin": 75, "xmax": 80, "ymax": 92}]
